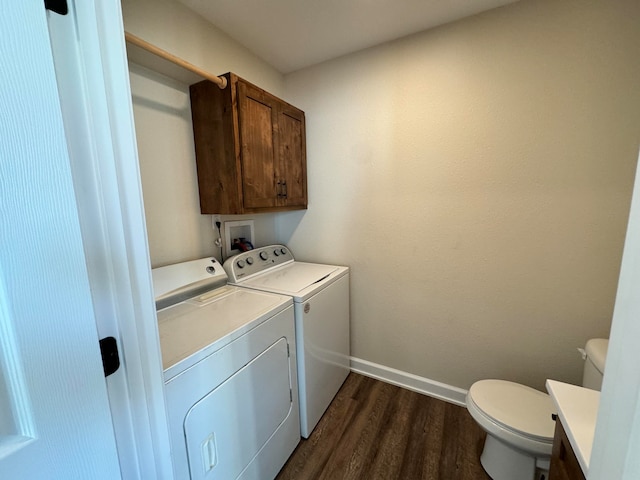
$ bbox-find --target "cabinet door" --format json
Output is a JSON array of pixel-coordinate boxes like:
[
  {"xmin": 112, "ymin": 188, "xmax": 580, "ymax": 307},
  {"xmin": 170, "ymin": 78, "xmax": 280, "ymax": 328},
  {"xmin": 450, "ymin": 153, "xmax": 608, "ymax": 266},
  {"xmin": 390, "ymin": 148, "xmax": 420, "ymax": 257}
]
[
  {"xmin": 549, "ymin": 420, "xmax": 586, "ymax": 480},
  {"xmin": 278, "ymin": 105, "xmax": 307, "ymax": 208},
  {"xmin": 238, "ymin": 81, "xmax": 278, "ymax": 209}
]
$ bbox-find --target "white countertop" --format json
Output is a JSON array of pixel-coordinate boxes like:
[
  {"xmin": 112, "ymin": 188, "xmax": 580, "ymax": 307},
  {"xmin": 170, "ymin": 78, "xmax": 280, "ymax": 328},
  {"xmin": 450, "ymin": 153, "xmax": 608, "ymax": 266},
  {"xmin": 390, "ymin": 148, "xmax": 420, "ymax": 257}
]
[{"xmin": 546, "ymin": 379, "xmax": 600, "ymax": 476}]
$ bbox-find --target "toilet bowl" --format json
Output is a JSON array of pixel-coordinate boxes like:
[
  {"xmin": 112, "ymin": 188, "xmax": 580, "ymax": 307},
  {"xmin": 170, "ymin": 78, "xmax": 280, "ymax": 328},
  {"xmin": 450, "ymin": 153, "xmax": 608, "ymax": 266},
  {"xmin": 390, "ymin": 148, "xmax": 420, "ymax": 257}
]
[
  {"xmin": 467, "ymin": 338, "xmax": 609, "ymax": 480},
  {"xmin": 466, "ymin": 380, "xmax": 555, "ymax": 480}
]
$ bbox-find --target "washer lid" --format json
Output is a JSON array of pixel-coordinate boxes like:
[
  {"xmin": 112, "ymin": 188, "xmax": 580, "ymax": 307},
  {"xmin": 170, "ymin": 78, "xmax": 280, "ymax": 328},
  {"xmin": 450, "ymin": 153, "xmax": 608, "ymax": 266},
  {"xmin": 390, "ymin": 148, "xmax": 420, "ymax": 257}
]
[
  {"xmin": 585, "ymin": 338, "xmax": 609, "ymax": 374},
  {"xmin": 469, "ymin": 380, "xmax": 555, "ymax": 441},
  {"xmin": 244, "ymin": 262, "xmax": 338, "ymax": 293}
]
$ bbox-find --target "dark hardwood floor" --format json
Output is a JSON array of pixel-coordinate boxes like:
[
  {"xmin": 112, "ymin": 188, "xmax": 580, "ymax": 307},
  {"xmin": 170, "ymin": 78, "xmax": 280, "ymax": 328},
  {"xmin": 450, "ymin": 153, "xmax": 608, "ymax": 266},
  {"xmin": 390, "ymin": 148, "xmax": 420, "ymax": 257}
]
[{"xmin": 276, "ymin": 373, "xmax": 491, "ymax": 480}]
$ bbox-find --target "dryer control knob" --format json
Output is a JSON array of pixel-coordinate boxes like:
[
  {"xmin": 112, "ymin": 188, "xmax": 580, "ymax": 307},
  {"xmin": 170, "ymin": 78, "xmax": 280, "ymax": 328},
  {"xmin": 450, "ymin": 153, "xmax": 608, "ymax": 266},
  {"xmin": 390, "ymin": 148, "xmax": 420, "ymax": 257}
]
[
  {"xmin": 273, "ymin": 249, "xmax": 280, "ymax": 256},
  {"xmin": 246, "ymin": 257, "xmax": 254, "ymax": 265},
  {"xmin": 259, "ymin": 251, "xmax": 268, "ymax": 261},
  {"xmin": 280, "ymin": 248, "xmax": 286, "ymax": 255},
  {"xmin": 236, "ymin": 259, "xmax": 246, "ymax": 269}
]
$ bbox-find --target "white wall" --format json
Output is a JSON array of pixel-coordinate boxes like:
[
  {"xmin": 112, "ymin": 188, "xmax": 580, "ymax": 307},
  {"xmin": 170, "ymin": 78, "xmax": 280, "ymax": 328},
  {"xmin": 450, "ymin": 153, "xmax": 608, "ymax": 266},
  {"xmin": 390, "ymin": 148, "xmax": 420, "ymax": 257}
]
[
  {"xmin": 122, "ymin": 0, "xmax": 286, "ymax": 267},
  {"xmin": 281, "ymin": 0, "xmax": 640, "ymax": 390}
]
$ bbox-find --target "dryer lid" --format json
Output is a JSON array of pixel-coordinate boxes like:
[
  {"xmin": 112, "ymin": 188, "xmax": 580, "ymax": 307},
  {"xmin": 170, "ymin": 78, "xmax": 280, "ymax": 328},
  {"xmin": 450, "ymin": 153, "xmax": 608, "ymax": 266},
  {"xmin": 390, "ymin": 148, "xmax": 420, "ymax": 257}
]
[
  {"xmin": 244, "ymin": 263, "xmax": 338, "ymax": 293},
  {"xmin": 468, "ymin": 380, "xmax": 555, "ymax": 441}
]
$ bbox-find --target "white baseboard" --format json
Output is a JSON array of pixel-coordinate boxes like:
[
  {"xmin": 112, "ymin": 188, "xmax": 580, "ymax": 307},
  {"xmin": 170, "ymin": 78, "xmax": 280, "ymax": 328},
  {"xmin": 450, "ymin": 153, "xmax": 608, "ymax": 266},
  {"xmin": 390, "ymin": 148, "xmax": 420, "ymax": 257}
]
[{"xmin": 350, "ymin": 357, "xmax": 468, "ymax": 407}]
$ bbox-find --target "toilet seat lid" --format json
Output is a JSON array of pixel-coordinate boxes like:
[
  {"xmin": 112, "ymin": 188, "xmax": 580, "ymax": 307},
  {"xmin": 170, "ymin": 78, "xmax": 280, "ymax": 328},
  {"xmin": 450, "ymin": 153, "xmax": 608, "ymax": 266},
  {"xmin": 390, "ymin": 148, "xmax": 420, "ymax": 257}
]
[{"xmin": 468, "ymin": 380, "xmax": 555, "ymax": 442}]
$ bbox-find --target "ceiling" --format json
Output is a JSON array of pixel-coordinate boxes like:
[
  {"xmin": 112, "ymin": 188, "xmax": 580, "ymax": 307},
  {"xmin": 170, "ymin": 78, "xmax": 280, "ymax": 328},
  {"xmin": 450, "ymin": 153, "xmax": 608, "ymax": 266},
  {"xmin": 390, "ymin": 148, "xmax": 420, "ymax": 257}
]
[{"xmin": 177, "ymin": 0, "xmax": 520, "ymax": 74}]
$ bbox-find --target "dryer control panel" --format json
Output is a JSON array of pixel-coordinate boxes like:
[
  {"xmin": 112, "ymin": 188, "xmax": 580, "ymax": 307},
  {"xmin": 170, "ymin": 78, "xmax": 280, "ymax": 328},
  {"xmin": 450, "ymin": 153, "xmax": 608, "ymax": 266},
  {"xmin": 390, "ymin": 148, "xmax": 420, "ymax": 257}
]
[
  {"xmin": 223, "ymin": 245, "xmax": 294, "ymax": 282},
  {"xmin": 152, "ymin": 257, "xmax": 227, "ymax": 310}
]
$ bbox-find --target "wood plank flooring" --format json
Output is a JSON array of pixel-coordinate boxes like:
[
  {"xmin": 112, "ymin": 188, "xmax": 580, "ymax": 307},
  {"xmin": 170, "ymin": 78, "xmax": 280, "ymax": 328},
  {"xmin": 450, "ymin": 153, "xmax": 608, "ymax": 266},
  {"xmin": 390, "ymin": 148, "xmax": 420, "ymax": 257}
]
[{"xmin": 276, "ymin": 373, "xmax": 491, "ymax": 480}]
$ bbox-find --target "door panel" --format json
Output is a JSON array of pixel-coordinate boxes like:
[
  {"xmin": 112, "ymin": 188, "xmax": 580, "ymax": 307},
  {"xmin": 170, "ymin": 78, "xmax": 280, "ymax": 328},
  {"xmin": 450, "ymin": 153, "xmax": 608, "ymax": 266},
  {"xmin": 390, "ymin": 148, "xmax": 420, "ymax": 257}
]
[
  {"xmin": 238, "ymin": 82, "xmax": 278, "ymax": 209},
  {"xmin": 278, "ymin": 108, "xmax": 307, "ymax": 208},
  {"xmin": 0, "ymin": 3, "xmax": 121, "ymax": 479}
]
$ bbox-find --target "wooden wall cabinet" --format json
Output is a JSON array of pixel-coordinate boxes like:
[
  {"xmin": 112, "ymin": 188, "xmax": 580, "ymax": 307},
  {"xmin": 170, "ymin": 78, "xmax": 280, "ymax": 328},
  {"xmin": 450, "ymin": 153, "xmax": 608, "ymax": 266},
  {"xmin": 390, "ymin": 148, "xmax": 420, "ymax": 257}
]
[
  {"xmin": 190, "ymin": 73, "xmax": 307, "ymax": 214},
  {"xmin": 549, "ymin": 419, "xmax": 586, "ymax": 480}
]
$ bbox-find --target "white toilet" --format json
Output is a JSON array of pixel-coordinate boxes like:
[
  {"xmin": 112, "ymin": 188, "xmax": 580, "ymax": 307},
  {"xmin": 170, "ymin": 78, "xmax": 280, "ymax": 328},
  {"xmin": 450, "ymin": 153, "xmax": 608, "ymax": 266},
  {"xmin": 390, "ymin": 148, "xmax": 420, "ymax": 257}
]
[{"xmin": 466, "ymin": 338, "xmax": 609, "ymax": 480}]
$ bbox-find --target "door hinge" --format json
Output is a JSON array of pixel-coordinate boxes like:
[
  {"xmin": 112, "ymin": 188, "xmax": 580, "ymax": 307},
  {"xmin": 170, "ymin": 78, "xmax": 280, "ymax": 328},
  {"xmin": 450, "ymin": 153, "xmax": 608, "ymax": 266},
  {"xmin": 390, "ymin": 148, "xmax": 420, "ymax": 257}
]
[
  {"xmin": 44, "ymin": 0, "xmax": 68, "ymax": 15},
  {"xmin": 99, "ymin": 336, "xmax": 120, "ymax": 377},
  {"xmin": 290, "ymin": 389, "xmax": 293, "ymax": 402},
  {"xmin": 287, "ymin": 343, "xmax": 290, "ymax": 357}
]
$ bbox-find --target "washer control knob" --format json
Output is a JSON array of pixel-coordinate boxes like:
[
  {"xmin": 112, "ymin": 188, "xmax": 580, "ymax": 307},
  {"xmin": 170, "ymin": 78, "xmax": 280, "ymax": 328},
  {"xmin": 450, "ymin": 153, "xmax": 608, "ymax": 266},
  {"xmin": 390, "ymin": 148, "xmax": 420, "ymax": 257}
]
[
  {"xmin": 273, "ymin": 249, "xmax": 280, "ymax": 256},
  {"xmin": 246, "ymin": 257, "xmax": 254, "ymax": 265},
  {"xmin": 236, "ymin": 259, "xmax": 246, "ymax": 269},
  {"xmin": 259, "ymin": 251, "xmax": 268, "ymax": 261},
  {"xmin": 280, "ymin": 248, "xmax": 286, "ymax": 255},
  {"xmin": 206, "ymin": 266, "xmax": 215, "ymax": 274}
]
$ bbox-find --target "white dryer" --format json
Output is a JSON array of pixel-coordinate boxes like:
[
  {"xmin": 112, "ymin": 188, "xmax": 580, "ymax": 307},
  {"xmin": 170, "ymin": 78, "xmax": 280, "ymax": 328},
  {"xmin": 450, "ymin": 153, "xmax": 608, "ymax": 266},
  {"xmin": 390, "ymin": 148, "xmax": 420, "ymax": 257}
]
[
  {"xmin": 223, "ymin": 245, "xmax": 350, "ymax": 438},
  {"xmin": 152, "ymin": 257, "xmax": 300, "ymax": 480}
]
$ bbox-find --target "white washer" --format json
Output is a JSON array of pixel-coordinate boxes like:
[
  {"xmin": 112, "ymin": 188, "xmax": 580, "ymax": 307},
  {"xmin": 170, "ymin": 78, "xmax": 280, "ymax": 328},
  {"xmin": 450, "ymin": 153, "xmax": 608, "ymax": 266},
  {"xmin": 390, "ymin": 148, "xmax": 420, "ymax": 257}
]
[
  {"xmin": 224, "ymin": 245, "xmax": 350, "ymax": 438},
  {"xmin": 152, "ymin": 257, "xmax": 300, "ymax": 480}
]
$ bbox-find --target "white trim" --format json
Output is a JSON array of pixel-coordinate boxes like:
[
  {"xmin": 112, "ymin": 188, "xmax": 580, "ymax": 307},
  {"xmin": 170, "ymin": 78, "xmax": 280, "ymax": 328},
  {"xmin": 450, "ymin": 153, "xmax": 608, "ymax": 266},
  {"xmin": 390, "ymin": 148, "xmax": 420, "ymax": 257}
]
[
  {"xmin": 350, "ymin": 357, "xmax": 468, "ymax": 407},
  {"xmin": 84, "ymin": 2, "xmax": 175, "ymax": 478}
]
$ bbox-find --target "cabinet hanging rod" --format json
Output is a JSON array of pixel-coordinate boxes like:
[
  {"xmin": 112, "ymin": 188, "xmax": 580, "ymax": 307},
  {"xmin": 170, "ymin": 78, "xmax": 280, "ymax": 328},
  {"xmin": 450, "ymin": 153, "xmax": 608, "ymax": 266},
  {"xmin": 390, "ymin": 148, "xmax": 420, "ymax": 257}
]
[{"xmin": 124, "ymin": 32, "xmax": 227, "ymax": 89}]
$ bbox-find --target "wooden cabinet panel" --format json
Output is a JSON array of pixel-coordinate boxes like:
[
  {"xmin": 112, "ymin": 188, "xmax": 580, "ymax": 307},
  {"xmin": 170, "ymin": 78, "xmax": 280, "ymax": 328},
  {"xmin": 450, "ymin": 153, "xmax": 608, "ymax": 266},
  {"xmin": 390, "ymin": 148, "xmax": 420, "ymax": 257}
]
[
  {"xmin": 278, "ymin": 106, "xmax": 307, "ymax": 208},
  {"xmin": 549, "ymin": 419, "xmax": 586, "ymax": 480},
  {"xmin": 189, "ymin": 78, "xmax": 242, "ymax": 214},
  {"xmin": 238, "ymin": 81, "xmax": 278, "ymax": 209},
  {"xmin": 190, "ymin": 72, "xmax": 307, "ymax": 214}
]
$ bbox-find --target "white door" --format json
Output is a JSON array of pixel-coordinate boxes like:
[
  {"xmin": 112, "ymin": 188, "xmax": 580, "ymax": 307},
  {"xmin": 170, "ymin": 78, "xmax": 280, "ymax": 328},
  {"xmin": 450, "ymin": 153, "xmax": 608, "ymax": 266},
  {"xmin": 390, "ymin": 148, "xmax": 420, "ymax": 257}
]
[
  {"xmin": 589, "ymin": 149, "xmax": 640, "ymax": 479},
  {"xmin": 0, "ymin": 2, "xmax": 122, "ymax": 479}
]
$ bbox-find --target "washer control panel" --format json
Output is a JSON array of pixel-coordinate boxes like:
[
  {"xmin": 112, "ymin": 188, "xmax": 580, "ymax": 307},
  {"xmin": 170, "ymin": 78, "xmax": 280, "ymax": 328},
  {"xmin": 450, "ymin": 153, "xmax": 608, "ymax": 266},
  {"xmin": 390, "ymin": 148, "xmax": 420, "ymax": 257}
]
[{"xmin": 223, "ymin": 244, "xmax": 294, "ymax": 281}]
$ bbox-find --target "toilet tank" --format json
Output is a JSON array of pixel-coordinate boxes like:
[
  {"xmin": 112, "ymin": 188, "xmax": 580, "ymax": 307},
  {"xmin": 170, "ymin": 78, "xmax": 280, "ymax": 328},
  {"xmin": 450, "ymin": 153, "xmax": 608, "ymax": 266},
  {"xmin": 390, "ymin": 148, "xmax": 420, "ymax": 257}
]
[{"xmin": 582, "ymin": 338, "xmax": 609, "ymax": 390}]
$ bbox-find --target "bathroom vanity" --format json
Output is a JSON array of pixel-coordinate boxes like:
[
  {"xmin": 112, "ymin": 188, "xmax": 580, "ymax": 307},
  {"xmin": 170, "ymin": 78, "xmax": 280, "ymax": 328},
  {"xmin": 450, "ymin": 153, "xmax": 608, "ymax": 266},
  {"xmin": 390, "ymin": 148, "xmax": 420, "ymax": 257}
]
[{"xmin": 546, "ymin": 380, "xmax": 600, "ymax": 480}]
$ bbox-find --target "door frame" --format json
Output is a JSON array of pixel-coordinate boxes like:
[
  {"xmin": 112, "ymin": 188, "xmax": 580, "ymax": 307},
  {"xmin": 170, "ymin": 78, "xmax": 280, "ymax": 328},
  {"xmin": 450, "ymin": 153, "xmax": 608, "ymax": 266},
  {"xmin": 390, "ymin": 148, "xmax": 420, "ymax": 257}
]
[{"xmin": 53, "ymin": 1, "xmax": 173, "ymax": 478}]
